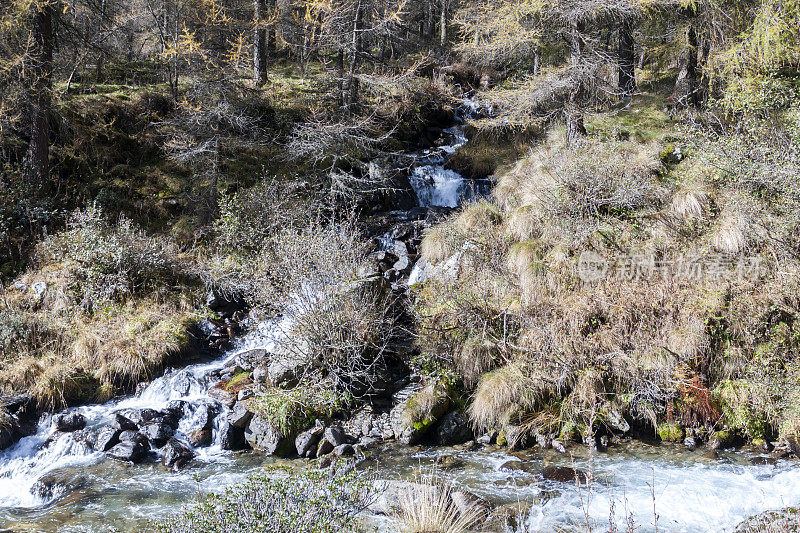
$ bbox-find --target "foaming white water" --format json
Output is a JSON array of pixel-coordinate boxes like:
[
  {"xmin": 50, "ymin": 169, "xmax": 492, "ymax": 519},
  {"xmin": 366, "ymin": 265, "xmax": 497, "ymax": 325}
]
[
  {"xmin": 408, "ymin": 101, "xmax": 475, "ymax": 208},
  {"xmin": 409, "ymin": 164, "xmax": 466, "ymax": 208},
  {"xmin": 0, "ymin": 318, "xmax": 281, "ymax": 510},
  {"xmin": 526, "ymin": 455, "xmax": 800, "ymax": 532}
]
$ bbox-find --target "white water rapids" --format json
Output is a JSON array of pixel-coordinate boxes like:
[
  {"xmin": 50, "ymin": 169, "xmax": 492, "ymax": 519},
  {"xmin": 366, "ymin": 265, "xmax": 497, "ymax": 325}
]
[{"xmin": 0, "ymin": 317, "xmax": 286, "ymax": 516}]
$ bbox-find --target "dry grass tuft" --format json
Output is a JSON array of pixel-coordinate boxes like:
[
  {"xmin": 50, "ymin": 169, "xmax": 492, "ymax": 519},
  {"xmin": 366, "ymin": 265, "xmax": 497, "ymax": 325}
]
[
  {"xmin": 420, "ymin": 223, "xmax": 460, "ymax": 265},
  {"xmin": 456, "ymin": 337, "xmax": 502, "ymax": 388},
  {"xmin": 396, "ymin": 474, "xmax": 485, "ymax": 533},
  {"xmin": 711, "ymin": 209, "xmax": 748, "ymax": 254},
  {"xmin": 669, "ymin": 184, "xmax": 710, "ymax": 221}
]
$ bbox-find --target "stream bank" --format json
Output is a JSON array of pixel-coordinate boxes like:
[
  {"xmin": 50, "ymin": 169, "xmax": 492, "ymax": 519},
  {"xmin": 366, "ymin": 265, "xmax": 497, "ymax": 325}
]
[{"xmin": 1, "ymin": 99, "xmax": 799, "ymax": 533}]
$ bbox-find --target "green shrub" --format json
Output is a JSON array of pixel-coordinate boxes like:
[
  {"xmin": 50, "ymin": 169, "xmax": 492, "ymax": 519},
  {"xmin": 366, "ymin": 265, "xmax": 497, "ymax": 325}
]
[
  {"xmin": 153, "ymin": 463, "xmax": 376, "ymax": 533},
  {"xmin": 37, "ymin": 206, "xmax": 189, "ymax": 307},
  {"xmin": 251, "ymin": 386, "xmax": 348, "ymax": 438}
]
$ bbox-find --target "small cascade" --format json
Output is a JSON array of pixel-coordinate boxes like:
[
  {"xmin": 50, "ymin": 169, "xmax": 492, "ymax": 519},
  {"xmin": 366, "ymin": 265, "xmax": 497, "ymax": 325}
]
[
  {"xmin": 0, "ymin": 318, "xmax": 283, "ymax": 512},
  {"xmin": 408, "ymin": 98, "xmax": 490, "ymax": 208}
]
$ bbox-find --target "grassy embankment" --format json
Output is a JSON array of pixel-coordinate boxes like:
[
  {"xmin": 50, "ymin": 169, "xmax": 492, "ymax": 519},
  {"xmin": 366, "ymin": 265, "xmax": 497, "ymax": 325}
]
[{"xmin": 411, "ymin": 75, "xmax": 800, "ymax": 449}]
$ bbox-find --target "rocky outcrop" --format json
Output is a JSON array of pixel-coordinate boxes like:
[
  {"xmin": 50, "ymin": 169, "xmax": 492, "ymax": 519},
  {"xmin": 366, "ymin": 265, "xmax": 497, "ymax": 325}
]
[
  {"xmin": 389, "ymin": 381, "xmax": 450, "ymax": 445},
  {"xmin": 434, "ymin": 410, "xmax": 473, "ymax": 446}
]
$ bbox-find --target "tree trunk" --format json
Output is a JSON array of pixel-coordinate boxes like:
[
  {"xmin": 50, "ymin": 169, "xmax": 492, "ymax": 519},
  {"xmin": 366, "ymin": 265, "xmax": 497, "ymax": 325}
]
[
  {"xmin": 25, "ymin": 2, "xmax": 53, "ymax": 189},
  {"xmin": 440, "ymin": 0, "xmax": 447, "ymax": 47},
  {"xmin": 566, "ymin": 18, "xmax": 586, "ymax": 145},
  {"xmin": 674, "ymin": 24, "xmax": 699, "ymax": 107},
  {"xmin": 345, "ymin": 0, "xmax": 363, "ymax": 106},
  {"xmin": 266, "ymin": 0, "xmax": 276, "ymax": 56},
  {"xmin": 254, "ymin": 0, "xmax": 268, "ymax": 86},
  {"xmin": 618, "ymin": 19, "xmax": 636, "ymax": 98}
]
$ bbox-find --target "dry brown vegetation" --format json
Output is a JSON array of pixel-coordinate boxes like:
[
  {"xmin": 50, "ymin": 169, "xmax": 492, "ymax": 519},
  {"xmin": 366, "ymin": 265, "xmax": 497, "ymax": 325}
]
[
  {"xmin": 413, "ymin": 101, "xmax": 800, "ymax": 446},
  {"xmin": 0, "ymin": 207, "xmax": 203, "ymax": 408}
]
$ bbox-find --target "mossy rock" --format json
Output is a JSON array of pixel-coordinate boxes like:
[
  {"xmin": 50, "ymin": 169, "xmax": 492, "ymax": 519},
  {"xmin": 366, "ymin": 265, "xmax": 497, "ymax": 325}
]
[
  {"xmin": 714, "ymin": 380, "xmax": 772, "ymax": 440},
  {"xmin": 657, "ymin": 422, "xmax": 685, "ymax": 443},
  {"xmin": 708, "ymin": 429, "xmax": 744, "ymax": 450}
]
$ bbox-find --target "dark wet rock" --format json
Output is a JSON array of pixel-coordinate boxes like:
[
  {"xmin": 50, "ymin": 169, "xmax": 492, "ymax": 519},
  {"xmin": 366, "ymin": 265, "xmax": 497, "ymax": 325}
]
[
  {"xmin": 220, "ymin": 420, "xmax": 247, "ymax": 451},
  {"xmin": 118, "ymin": 430, "xmax": 149, "ymax": 447},
  {"xmin": 107, "ymin": 439, "xmax": 149, "ymax": 463},
  {"xmin": 244, "ymin": 415, "xmax": 294, "ymax": 457},
  {"xmin": 140, "ymin": 421, "xmax": 175, "ymax": 448},
  {"xmin": 111, "ymin": 413, "xmax": 138, "ymax": 431},
  {"xmin": 119, "ymin": 408, "xmax": 161, "ymax": 427},
  {"xmin": 160, "ymin": 403, "xmax": 185, "ymax": 427},
  {"xmin": 434, "ymin": 410, "xmax": 473, "ymax": 446},
  {"xmin": 31, "ymin": 468, "xmax": 87, "ymax": 499},
  {"xmin": 0, "ymin": 411, "xmax": 36, "ymax": 450},
  {"xmin": 334, "ymin": 443, "xmax": 355, "ymax": 456},
  {"xmin": 188, "ymin": 428, "xmax": 213, "ymax": 448},
  {"xmin": 162, "ymin": 438, "xmax": 195, "ymax": 470},
  {"xmin": 208, "ymin": 386, "xmax": 236, "ymax": 408},
  {"xmin": 53, "ymin": 412, "xmax": 86, "ymax": 432},
  {"xmin": 749, "ymin": 456, "xmax": 778, "ymax": 466},
  {"xmin": 95, "ymin": 426, "xmax": 121, "ymax": 452},
  {"xmin": 485, "ymin": 502, "xmax": 534, "ymax": 532},
  {"xmin": 295, "ymin": 421, "xmax": 325, "ymax": 458},
  {"xmin": 317, "ymin": 438, "xmax": 334, "ymax": 457},
  {"xmin": 206, "ymin": 290, "xmax": 246, "ymax": 318},
  {"xmin": 227, "ymin": 402, "xmax": 253, "ymax": 429},
  {"xmin": 542, "ymin": 466, "xmax": 588, "ymax": 484},
  {"xmin": 701, "ymin": 450, "xmax": 719, "ymax": 460}
]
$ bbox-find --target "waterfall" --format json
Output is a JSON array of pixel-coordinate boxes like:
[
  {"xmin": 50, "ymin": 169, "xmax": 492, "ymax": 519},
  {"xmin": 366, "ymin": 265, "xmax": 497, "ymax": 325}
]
[{"xmin": 408, "ymin": 98, "xmax": 488, "ymax": 209}]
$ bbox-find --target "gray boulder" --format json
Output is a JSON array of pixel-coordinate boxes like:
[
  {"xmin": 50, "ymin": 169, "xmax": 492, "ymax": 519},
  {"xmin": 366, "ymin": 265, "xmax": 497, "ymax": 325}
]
[
  {"xmin": 220, "ymin": 421, "xmax": 247, "ymax": 451},
  {"xmin": 227, "ymin": 402, "xmax": 253, "ymax": 429},
  {"xmin": 244, "ymin": 415, "xmax": 294, "ymax": 457},
  {"xmin": 107, "ymin": 440, "xmax": 149, "ymax": 463},
  {"xmin": 95, "ymin": 426, "xmax": 121, "ymax": 452},
  {"xmin": 295, "ymin": 421, "xmax": 325, "ymax": 457},
  {"xmin": 140, "ymin": 421, "xmax": 175, "ymax": 448}
]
